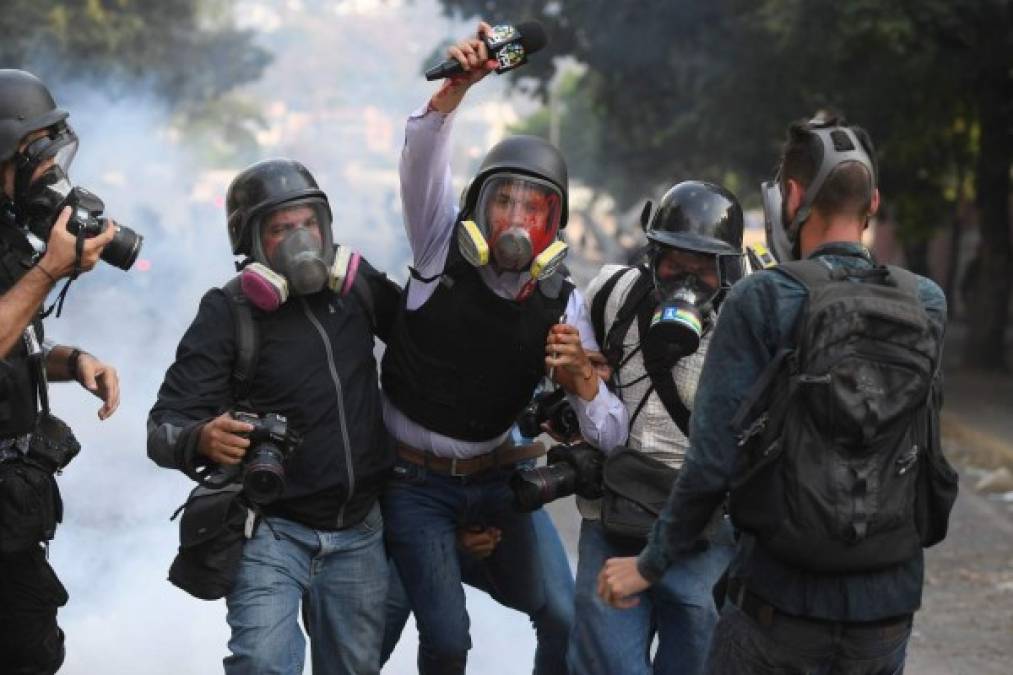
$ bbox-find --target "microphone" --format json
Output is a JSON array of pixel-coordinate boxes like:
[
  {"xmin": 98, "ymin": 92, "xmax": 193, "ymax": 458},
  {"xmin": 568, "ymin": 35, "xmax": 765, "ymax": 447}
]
[{"xmin": 425, "ymin": 21, "xmax": 547, "ymax": 81}]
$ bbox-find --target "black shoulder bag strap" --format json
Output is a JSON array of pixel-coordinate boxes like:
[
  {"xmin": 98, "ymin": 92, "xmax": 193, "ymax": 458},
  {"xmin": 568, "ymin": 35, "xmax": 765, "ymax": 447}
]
[
  {"xmin": 634, "ymin": 300, "xmax": 692, "ymax": 436},
  {"xmin": 222, "ymin": 277, "xmax": 259, "ymax": 409}
]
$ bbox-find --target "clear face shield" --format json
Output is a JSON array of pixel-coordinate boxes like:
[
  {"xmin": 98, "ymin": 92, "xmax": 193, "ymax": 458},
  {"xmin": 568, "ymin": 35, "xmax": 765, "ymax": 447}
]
[
  {"xmin": 473, "ymin": 174, "xmax": 563, "ymax": 273},
  {"xmin": 251, "ymin": 200, "xmax": 335, "ymax": 297}
]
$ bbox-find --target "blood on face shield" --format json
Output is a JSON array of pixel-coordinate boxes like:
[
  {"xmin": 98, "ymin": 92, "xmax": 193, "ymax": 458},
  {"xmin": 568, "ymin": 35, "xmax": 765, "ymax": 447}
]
[{"xmin": 475, "ymin": 174, "xmax": 563, "ymax": 271}]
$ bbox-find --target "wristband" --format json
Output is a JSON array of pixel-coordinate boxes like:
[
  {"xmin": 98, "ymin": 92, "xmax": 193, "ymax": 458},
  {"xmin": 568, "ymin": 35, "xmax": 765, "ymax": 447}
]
[{"xmin": 67, "ymin": 348, "xmax": 83, "ymax": 380}]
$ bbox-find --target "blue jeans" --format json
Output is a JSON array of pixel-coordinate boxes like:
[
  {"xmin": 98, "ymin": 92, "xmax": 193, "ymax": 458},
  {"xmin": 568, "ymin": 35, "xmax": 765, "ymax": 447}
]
[
  {"xmin": 381, "ymin": 507, "xmax": 574, "ymax": 673},
  {"xmin": 381, "ymin": 458, "xmax": 570, "ymax": 675},
  {"xmin": 568, "ymin": 518, "xmax": 734, "ymax": 675},
  {"xmin": 705, "ymin": 603, "xmax": 911, "ymax": 674},
  {"xmin": 224, "ymin": 505, "xmax": 388, "ymax": 675}
]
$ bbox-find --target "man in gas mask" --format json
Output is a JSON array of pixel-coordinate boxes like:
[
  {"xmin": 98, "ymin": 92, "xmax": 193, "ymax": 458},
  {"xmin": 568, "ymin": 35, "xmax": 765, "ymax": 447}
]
[
  {"xmin": 147, "ymin": 158, "xmax": 402, "ymax": 675},
  {"xmin": 380, "ymin": 21, "xmax": 627, "ymax": 675},
  {"xmin": 0, "ymin": 69, "xmax": 122, "ymax": 675},
  {"xmin": 557, "ymin": 181, "xmax": 742, "ymax": 675},
  {"xmin": 599, "ymin": 115, "xmax": 951, "ymax": 674}
]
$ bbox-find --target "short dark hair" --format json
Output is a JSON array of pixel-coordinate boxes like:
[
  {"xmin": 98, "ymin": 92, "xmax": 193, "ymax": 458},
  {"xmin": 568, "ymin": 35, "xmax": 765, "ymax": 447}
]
[{"xmin": 779, "ymin": 113, "xmax": 877, "ymax": 220}]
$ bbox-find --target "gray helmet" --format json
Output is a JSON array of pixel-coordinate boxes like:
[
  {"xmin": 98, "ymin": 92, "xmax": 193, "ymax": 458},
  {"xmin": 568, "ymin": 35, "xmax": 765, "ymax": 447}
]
[
  {"xmin": 0, "ymin": 70, "xmax": 69, "ymax": 164},
  {"xmin": 226, "ymin": 158, "xmax": 332, "ymax": 256},
  {"xmin": 462, "ymin": 135, "xmax": 569, "ymax": 228}
]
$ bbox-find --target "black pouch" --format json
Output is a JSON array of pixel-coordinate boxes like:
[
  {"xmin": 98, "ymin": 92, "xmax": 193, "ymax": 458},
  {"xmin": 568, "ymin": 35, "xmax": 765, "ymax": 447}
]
[
  {"xmin": 600, "ymin": 447, "xmax": 678, "ymax": 544},
  {"xmin": 0, "ymin": 460, "xmax": 61, "ymax": 553},
  {"xmin": 27, "ymin": 414, "xmax": 81, "ymax": 474},
  {"xmin": 913, "ymin": 404, "xmax": 959, "ymax": 547},
  {"xmin": 168, "ymin": 484, "xmax": 256, "ymax": 600}
]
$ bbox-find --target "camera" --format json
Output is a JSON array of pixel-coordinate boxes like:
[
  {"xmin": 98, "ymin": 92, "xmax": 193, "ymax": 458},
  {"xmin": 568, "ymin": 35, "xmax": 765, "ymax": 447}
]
[
  {"xmin": 24, "ymin": 169, "xmax": 143, "ymax": 270},
  {"xmin": 62, "ymin": 187, "xmax": 143, "ymax": 270},
  {"xmin": 510, "ymin": 442, "xmax": 603, "ymax": 512},
  {"xmin": 232, "ymin": 411, "xmax": 301, "ymax": 505},
  {"xmin": 516, "ymin": 388, "xmax": 579, "ymax": 440}
]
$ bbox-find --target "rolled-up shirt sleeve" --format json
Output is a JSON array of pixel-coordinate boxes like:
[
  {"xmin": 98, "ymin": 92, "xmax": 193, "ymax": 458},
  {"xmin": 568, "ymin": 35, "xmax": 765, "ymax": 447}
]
[{"xmin": 400, "ymin": 105, "xmax": 459, "ymax": 276}]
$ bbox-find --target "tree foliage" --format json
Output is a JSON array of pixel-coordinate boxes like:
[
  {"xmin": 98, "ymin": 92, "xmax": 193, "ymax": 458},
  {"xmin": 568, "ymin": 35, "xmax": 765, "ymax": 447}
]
[
  {"xmin": 0, "ymin": 0, "xmax": 272, "ymax": 162},
  {"xmin": 436, "ymin": 0, "xmax": 1013, "ymax": 368}
]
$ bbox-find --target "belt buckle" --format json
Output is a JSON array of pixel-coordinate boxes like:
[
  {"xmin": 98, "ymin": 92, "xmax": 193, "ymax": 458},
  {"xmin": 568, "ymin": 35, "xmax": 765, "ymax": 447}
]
[{"xmin": 449, "ymin": 457, "xmax": 468, "ymax": 477}]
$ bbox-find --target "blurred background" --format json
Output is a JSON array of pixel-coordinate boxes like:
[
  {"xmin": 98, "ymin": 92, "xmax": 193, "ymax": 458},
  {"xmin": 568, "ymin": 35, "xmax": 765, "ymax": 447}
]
[{"xmin": 3, "ymin": 1, "xmax": 1010, "ymax": 673}]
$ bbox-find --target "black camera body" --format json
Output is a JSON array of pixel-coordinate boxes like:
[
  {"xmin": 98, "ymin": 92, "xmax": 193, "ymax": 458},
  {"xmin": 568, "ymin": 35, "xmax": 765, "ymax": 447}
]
[
  {"xmin": 232, "ymin": 411, "xmax": 301, "ymax": 505},
  {"xmin": 510, "ymin": 442, "xmax": 604, "ymax": 512},
  {"xmin": 62, "ymin": 186, "xmax": 143, "ymax": 270},
  {"xmin": 23, "ymin": 168, "xmax": 143, "ymax": 270},
  {"xmin": 516, "ymin": 388, "xmax": 579, "ymax": 440}
]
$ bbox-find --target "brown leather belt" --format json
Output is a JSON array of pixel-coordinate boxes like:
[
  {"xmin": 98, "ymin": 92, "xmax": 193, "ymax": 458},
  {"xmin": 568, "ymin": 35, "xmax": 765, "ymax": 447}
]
[{"xmin": 396, "ymin": 440, "xmax": 546, "ymax": 477}]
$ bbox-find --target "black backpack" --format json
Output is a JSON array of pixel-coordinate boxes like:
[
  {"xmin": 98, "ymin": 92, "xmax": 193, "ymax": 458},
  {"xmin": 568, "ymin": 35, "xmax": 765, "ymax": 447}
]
[{"xmin": 728, "ymin": 259, "xmax": 958, "ymax": 573}]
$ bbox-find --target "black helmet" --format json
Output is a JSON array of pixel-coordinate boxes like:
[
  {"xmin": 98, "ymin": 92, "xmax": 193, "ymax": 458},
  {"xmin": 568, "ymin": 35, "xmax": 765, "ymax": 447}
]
[
  {"xmin": 0, "ymin": 70, "xmax": 69, "ymax": 164},
  {"xmin": 645, "ymin": 181, "xmax": 743, "ymax": 255},
  {"xmin": 644, "ymin": 181, "xmax": 745, "ymax": 294},
  {"xmin": 462, "ymin": 135, "xmax": 569, "ymax": 228},
  {"xmin": 226, "ymin": 158, "xmax": 331, "ymax": 256}
]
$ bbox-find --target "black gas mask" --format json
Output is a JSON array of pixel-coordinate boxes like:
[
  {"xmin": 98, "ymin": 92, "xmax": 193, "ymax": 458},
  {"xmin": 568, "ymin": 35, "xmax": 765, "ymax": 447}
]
[
  {"xmin": 21, "ymin": 165, "xmax": 142, "ymax": 270},
  {"xmin": 641, "ymin": 245, "xmax": 720, "ymax": 369},
  {"xmin": 11, "ymin": 123, "xmax": 142, "ymax": 270}
]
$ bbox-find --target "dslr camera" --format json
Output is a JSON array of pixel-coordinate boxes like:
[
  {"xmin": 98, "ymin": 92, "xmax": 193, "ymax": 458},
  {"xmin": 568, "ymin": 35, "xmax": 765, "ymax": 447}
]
[
  {"xmin": 510, "ymin": 442, "xmax": 604, "ymax": 512},
  {"xmin": 26, "ymin": 171, "xmax": 143, "ymax": 270},
  {"xmin": 516, "ymin": 388, "xmax": 579, "ymax": 440},
  {"xmin": 231, "ymin": 411, "xmax": 301, "ymax": 505}
]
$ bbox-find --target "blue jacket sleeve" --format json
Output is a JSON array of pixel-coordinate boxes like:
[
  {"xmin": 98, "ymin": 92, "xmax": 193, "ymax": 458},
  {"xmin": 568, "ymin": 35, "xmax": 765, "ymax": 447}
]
[{"xmin": 637, "ymin": 273, "xmax": 792, "ymax": 581}]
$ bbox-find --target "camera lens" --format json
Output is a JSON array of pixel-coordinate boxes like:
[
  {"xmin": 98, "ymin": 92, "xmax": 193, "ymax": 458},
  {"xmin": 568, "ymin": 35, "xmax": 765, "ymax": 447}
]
[
  {"xmin": 243, "ymin": 443, "xmax": 286, "ymax": 504},
  {"xmin": 97, "ymin": 219, "xmax": 143, "ymax": 270},
  {"xmin": 510, "ymin": 462, "xmax": 577, "ymax": 512}
]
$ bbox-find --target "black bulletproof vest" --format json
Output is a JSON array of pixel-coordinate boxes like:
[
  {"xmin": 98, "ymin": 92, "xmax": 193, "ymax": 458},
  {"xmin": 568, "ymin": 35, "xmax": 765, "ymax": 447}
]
[
  {"xmin": 382, "ymin": 240, "xmax": 572, "ymax": 442},
  {"xmin": 0, "ymin": 230, "xmax": 43, "ymax": 438}
]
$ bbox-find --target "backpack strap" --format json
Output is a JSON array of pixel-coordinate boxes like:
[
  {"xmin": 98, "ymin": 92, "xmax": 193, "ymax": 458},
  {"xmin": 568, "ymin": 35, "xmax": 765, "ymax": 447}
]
[
  {"xmin": 600, "ymin": 266, "xmax": 654, "ymax": 372},
  {"xmin": 222, "ymin": 276, "xmax": 259, "ymax": 409},
  {"xmin": 590, "ymin": 267, "xmax": 631, "ymax": 348},
  {"xmin": 347, "ymin": 269, "xmax": 378, "ymax": 333}
]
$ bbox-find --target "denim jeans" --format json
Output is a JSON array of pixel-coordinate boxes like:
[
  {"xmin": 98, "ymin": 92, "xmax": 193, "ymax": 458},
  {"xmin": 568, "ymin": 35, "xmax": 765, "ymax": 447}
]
[
  {"xmin": 381, "ymin": 506, "xmax": 574, "ymax": 674},
  {"xmin": 381, "ymin": 458, "xmax": 569, "ymax": 675},
  {"xmin": 705, "ymin": 603, "xmax": 911, "ymax": 675},
  {"xmin": 568, "ymin": 518, "xmax": 734, "ymax": 675},
  {"xmin": 223, "ymin": 504, "xmax": 388, "ymax": 675}
]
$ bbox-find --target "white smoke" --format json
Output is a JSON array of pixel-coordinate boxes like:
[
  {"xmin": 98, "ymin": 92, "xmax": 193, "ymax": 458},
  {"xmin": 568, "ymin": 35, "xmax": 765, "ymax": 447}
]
[{"xmin": 38, "ymin": 1, "xmax": 559, "ymax": 673}]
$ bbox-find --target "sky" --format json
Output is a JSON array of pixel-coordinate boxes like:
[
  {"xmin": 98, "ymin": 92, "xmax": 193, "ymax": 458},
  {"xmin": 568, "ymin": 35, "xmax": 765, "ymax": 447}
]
[{"xmin": 40, "ymin": 1, "xmax": 561, "ymax": 672}]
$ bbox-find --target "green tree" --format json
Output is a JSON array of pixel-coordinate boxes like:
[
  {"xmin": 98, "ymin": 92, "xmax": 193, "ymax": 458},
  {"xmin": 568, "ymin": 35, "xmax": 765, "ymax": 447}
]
[
  {"xmin": 435, "ymin": 0, "xmax": 1012, "ymax": 369},
  {"xmin": 0, "ymin": 0, "xmax": 271, "ymax": 163}
]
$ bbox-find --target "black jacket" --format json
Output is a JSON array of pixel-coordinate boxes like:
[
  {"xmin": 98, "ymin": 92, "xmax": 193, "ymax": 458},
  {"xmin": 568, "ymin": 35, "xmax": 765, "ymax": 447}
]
[{"xmin": 147, "ymin": 258, "xmax": 400, "ymax": 530}]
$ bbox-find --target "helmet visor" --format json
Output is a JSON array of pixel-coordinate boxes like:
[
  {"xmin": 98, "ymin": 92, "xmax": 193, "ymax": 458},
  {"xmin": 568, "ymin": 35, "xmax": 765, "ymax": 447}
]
[
  {"xmin": 22, "ymin": 124, "xmax": 79, "ymax": 174},
  {"xmin": 475, "ymin": 174, "xmax": 562, "ymax": 270},
  {"xmin": 651, "ymin": 246, "xmax": 722, "ymax": 305}
]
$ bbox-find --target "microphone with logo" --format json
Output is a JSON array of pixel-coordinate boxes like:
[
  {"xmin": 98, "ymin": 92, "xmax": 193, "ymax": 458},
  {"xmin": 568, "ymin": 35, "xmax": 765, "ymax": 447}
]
[{"xmin": 425, "ymin": 21, "xmax": 548, "ymax": 81}]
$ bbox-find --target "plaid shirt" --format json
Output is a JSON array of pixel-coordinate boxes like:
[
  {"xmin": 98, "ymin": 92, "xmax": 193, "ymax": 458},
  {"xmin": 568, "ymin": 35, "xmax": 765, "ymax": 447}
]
[{"xmin": 577, "ymin": 264, "xmax": 712, "ymax": 520}]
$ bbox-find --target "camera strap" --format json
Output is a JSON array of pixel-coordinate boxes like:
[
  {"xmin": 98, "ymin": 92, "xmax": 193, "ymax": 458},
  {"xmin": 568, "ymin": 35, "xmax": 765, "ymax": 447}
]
[{"xmin": 40, "ymin": 230, "xmax": 85, "ymax": 320}]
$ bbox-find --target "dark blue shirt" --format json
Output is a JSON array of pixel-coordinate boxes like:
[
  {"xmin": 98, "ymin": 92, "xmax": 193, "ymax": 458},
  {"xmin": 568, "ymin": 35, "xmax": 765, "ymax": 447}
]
[{"xmin": 637, "ymin": 242, "xmax": 947, "ymax": 621}]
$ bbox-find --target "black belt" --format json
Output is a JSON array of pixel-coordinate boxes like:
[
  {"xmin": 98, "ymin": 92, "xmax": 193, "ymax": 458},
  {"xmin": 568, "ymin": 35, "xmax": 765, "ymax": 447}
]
[{"xmin": 726, "ymin": 579, "xmax": 912, "ymax": 636}]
